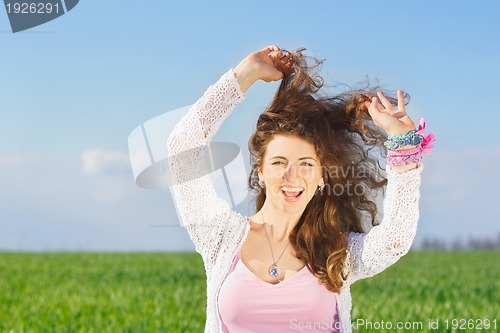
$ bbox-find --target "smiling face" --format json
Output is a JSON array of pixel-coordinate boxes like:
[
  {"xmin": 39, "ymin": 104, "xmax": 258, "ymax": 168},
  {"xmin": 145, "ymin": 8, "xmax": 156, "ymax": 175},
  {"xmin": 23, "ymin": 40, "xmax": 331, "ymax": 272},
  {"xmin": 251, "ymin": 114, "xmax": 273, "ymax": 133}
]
[{"xmin": 258, "ymin": 134, "xmax": 325, "ymax": 214}]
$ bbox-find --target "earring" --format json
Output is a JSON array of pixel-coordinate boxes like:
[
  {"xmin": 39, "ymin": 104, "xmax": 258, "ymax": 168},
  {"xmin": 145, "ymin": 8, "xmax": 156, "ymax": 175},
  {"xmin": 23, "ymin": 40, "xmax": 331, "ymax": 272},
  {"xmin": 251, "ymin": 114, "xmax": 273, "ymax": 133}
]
[
  {"xmin": 258, "ymin": 180, "xmax": 266, "ymax": 188},
  {"xmin": 319, "ymin": 179, "xmax": 325, "ymax": 192}
]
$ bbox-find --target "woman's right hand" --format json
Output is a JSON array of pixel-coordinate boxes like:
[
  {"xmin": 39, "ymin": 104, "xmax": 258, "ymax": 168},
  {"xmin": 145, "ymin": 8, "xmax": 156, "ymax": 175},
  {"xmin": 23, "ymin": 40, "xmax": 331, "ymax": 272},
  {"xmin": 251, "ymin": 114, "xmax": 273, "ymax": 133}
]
[{"xmin": 234, "ymin": 45, "xmax": 293, "ymax": 93}]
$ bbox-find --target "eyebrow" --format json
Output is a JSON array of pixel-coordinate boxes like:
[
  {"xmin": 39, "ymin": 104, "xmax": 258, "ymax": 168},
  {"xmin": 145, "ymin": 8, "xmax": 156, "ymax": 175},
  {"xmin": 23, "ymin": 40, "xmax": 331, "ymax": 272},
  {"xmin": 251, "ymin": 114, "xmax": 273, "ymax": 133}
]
[{"xmin": 269, "ymin": 156, "xmax": 317, "ymax": 161}]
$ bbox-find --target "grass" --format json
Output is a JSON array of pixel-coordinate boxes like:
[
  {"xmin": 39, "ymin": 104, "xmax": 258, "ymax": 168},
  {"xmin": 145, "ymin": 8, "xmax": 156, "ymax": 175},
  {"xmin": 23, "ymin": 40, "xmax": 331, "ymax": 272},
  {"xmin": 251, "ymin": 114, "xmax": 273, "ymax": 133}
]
[
  {"xmin": 0, "ymin": 250, "xmax": 498, "ymax": 332},
  {"xmin": 350, "ymin": 250, "xmax": 499, "ymax": 332}
]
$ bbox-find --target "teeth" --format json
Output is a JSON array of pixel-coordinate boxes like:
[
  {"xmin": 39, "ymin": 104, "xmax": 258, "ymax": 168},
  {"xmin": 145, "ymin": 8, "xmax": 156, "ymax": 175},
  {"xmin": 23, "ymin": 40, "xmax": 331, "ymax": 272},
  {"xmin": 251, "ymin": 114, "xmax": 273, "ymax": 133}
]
[{"xmin": 282, "ymin": 187, "xmax": 303, "ymax": 192}]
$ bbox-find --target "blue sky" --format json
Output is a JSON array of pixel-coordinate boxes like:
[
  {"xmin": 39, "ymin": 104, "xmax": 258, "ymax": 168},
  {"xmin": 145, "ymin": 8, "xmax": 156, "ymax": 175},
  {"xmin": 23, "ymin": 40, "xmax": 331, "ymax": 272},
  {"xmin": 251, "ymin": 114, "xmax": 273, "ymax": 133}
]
[{"xmin": 1, "ymin": 1, "xmax": 499, "ymax": 251}]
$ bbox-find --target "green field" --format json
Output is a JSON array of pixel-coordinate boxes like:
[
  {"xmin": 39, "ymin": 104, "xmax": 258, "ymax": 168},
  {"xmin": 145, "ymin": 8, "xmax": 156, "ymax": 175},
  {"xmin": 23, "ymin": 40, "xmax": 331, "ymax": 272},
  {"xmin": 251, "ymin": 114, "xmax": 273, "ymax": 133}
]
[{"xmin": 0, "ymin": 250, "xmax": 498, "ymax": 333}]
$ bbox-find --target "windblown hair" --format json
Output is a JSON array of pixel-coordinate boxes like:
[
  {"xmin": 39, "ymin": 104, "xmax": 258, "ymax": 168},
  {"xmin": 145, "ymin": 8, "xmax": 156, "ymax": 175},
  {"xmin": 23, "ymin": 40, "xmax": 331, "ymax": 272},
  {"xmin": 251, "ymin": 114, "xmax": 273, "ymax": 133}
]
[{"xmin": 247, "ymin": 48, "xmax": 408, "ymax": 293}]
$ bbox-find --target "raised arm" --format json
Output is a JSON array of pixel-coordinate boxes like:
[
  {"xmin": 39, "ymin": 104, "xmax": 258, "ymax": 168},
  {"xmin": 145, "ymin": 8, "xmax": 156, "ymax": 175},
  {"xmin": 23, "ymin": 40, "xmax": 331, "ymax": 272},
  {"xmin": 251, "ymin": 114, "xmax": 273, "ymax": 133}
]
[
  {"xmin": 166, "ymin": 46, "xmax": 292, "ymax": 269},
  {"xmin": 233, "ymin": 45, "xmax": 293, "ymax": 92},
  {"xmin": 344, "ymin": 87, "xmax": 432, "ymax": 283},
  {"xmin": 345, "ymin": 163, "xmax": 423, "ymax": 282}
]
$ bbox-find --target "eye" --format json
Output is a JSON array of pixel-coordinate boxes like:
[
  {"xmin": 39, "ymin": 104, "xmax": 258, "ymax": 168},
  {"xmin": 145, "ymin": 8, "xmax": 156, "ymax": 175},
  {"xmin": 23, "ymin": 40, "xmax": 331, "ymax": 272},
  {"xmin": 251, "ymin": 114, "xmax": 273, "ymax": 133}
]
[
  {"xmin": 272, "ymin": 161, "xmax": 285, "ymax": 165},
  {"xmin": 302, "ymin": 162, "xmax": 314, "ymax": 167}
]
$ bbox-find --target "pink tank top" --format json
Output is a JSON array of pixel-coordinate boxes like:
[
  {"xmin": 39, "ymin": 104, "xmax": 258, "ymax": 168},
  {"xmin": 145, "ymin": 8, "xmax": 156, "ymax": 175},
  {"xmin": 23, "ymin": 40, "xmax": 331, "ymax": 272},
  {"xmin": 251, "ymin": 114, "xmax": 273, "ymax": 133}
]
[{"xmin": 217, "ymin": 224, "xmax": 340, "ymax": 333}]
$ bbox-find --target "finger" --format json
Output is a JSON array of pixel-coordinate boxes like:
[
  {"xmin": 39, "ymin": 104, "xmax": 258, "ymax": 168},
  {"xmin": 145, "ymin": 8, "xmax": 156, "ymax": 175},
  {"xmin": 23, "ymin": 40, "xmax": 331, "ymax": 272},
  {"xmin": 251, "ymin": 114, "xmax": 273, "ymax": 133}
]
[
  {"xmin": 272, "ymin": 58, "xmax": 286, "ymax": 73},
  {"xmin": 367, "ymin": 97, "xmax": 383, "ymax": 117},
  {"xmin": 377, "ymin": 91, "xmax": 394, "ymax": 111},
  {"xmin": 271, "ymin": 50, "xmax": 285, "ymax": 63},
  {"xmin": 264, "ymin": 45, "xmax": 280, "ymax": 54},
  {"xmin": 282, "ymin": 59, "xmax": 294, "ymax": 73},
  {"xmin": 280, "ymin": 50, "xmax": 291, "ymax": 60},
  {"xmin": 276, "ymin": 54, "xmax": 292, "ymax": 72},
  {"xmin": 280, "ymin": 59, "xmax": 293, "ymax": 72},
  {"xmin": 363, "ymin": 101, "xmax": 372, "ymax": 114},
  {"xmin": 264, "ymin": 46, "xmax": 282, "ymax": 59},
  {"xmin": 376, "ymin": 100, "xmax": 385, "ymax": 112},
  {"xmin": 279, "ymin": 52, "xmax": 289, "ymax": 66},
  {"xmin": 371, "ymin": 96, "xmax": 385, "ymax": 113},
  {"xmin": 280, "ymin": 51, "xmax": 293, "ymax": 68},
  {"xmin": 397, "ymin": 90, "xmax": 406, "ymax": 112},
  {"xmin": 274, "ymin": 49, "xmax": 283, "ymax": 60}
]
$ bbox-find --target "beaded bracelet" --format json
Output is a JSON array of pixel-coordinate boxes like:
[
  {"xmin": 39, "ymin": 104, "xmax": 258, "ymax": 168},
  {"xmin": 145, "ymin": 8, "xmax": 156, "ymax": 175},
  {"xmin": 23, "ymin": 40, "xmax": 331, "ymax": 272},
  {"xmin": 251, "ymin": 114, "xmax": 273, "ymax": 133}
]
[
  {"xmin": 386, "ymin": 118, "xmax": 436, "ymax": 166},
  {"xmin": 384, "ymin": 130, "xmax": 423, "ymax": 150}
]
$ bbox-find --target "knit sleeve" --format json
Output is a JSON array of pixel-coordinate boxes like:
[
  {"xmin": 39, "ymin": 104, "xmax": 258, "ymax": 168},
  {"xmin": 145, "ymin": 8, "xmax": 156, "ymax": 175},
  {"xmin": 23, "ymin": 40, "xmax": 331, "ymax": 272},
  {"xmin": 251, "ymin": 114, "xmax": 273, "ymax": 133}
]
[
  {"xmin": 344, "ymin": 163, "xmax": 423, "ymax": 283},
  {"xmin": 166, "ymin": 69, "xmax": 249, "ymax": 271}
]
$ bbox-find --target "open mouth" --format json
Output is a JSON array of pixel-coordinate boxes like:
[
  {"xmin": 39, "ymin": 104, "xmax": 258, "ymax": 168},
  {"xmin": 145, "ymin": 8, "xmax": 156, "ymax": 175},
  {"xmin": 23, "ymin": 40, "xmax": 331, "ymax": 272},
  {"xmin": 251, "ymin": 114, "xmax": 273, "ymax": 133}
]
[{"xmin": 281, "ymin": 188, "xmax": 304, "ymax": 199}]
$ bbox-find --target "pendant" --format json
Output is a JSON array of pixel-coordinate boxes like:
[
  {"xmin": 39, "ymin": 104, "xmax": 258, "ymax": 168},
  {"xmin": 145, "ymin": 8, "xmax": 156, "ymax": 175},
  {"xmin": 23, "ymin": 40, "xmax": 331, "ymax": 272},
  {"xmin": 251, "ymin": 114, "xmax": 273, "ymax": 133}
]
[{"xmin": 269, "ymin": 264, "xmax": 280, "ymax": 278}]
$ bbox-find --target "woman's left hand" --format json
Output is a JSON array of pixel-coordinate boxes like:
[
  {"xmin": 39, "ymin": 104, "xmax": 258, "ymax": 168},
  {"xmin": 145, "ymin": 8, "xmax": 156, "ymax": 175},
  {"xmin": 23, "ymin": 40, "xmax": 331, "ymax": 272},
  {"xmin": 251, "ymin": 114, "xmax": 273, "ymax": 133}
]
[{"xmin": 366, "ymin": 90, "xmax": 415, "ymax": 136}]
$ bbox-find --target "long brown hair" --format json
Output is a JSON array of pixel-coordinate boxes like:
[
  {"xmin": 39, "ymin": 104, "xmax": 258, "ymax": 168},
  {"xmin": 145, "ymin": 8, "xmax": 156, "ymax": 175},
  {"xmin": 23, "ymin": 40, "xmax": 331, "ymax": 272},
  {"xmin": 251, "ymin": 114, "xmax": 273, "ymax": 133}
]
[{"xmin": 247, "ymin": 48, "xmax": 406, "ymax": 292}]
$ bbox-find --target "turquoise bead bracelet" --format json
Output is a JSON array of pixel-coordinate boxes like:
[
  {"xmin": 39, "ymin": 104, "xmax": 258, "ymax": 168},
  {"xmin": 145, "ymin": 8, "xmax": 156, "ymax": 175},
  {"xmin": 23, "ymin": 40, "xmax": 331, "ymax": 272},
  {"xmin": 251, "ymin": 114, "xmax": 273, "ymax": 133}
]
[{"xmin": 384, "ymin": 130, "xmax": 423, "ymax": 150}]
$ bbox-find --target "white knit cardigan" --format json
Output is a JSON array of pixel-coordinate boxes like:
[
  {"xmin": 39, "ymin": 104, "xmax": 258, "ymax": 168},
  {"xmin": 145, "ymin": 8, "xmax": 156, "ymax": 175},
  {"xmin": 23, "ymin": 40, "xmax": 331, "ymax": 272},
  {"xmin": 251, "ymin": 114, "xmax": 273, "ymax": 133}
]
[{"xmin": 167, "ymin": 69, "xmax": 423, "ymax": 333}]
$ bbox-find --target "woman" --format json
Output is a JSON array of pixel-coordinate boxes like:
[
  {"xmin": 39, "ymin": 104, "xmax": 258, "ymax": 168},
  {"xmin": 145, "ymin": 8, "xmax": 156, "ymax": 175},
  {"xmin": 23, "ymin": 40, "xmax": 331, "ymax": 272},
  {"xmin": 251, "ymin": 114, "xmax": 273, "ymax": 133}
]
[{"xmin": 167, "ymin": 45, "xmax": 435, "ymax": 333}]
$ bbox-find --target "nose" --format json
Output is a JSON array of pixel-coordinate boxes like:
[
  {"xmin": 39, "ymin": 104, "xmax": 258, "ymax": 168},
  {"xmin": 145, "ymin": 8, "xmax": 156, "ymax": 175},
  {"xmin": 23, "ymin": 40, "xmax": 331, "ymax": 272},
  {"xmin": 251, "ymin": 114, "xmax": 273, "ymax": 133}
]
[{"xmin": 284, "ymin": 164, "xmax": 298, "ymax": 181}]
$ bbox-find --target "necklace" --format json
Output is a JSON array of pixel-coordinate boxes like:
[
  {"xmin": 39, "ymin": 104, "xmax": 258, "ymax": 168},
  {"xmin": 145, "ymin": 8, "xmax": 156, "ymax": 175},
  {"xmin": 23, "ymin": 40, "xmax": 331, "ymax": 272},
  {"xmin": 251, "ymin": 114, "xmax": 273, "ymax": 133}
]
[{"xmin": 262, "ymin": 212, "xmax": 290, "ymax": 278}]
